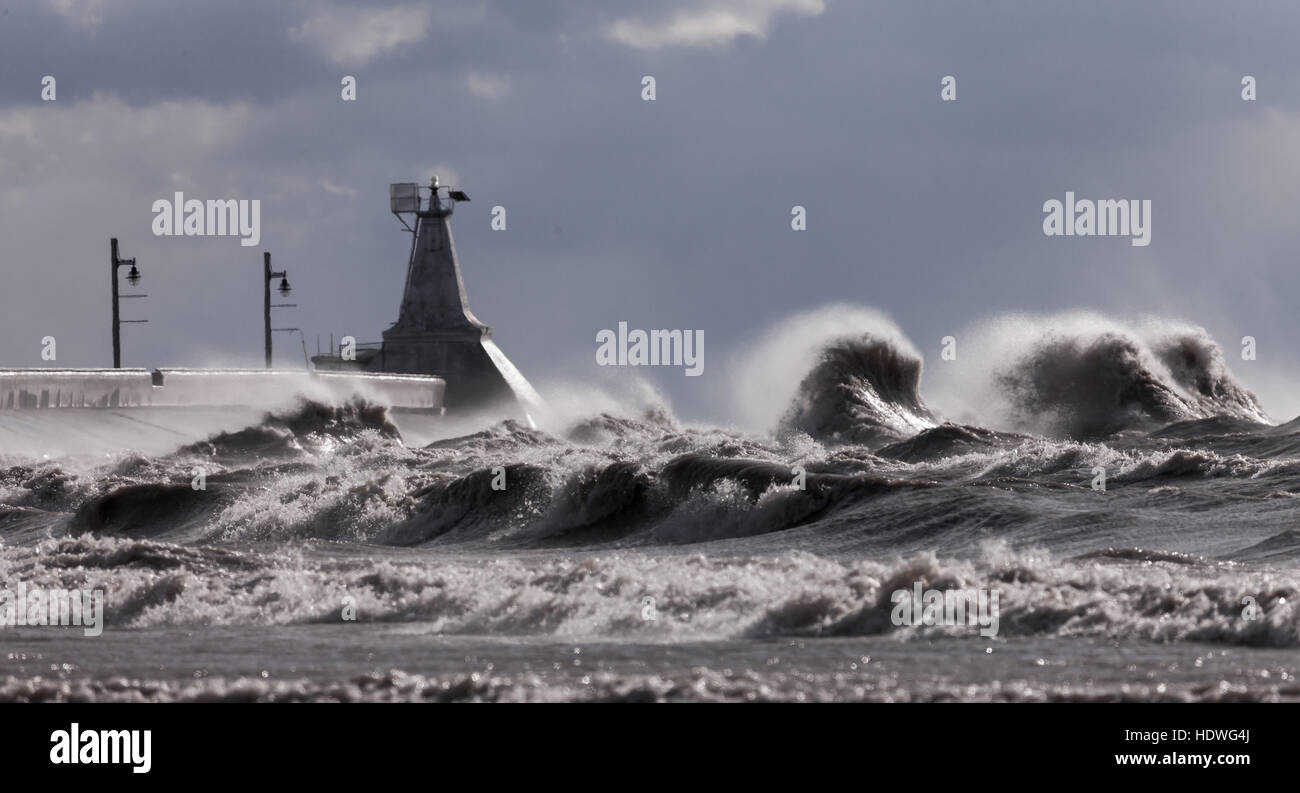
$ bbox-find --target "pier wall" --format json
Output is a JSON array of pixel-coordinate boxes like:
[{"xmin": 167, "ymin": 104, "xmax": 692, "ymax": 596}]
[{"xmin": 0, "ymin": 368, "xmax": 444, "ymax": 411}]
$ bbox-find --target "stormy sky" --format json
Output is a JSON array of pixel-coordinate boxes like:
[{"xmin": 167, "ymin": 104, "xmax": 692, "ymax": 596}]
[{"xmin": 2, "ymin": 0, "xmax": 1300, "ymax": 424}]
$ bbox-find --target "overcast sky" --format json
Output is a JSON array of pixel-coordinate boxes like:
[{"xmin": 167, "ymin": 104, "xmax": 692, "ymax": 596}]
[{"xmin": 3, "ymin": 0, "xmax": 1300, "ymax": 424}]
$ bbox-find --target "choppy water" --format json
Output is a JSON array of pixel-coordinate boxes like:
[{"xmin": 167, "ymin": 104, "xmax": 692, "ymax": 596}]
[{"xmin": 2, "ymin": 309, "xmax": 1299, "ymax": 701}]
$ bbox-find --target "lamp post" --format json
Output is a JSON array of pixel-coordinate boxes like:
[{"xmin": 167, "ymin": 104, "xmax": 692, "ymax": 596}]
[
  {"xmin": 110, "ymin": 237, "xmax": 146, "ymax": 368},
  {"xmin": 263, "ymin": 252, "xmax": 294, "ymax": 368}
]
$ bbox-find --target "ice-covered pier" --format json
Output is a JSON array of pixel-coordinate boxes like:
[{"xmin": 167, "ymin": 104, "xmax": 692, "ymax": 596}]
[{"xmin": 0, "ymin": 368, "xmax": 444, "ymax": 410}]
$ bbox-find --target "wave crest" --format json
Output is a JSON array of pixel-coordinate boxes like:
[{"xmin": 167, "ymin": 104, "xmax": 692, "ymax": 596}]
[
  {"xmin": 941, "ymin": 314, "xmax": 1270, "ymax": 439},
  {"xmin": 779, "ymin": 334, "xmax": 937, "ymax": 445}
]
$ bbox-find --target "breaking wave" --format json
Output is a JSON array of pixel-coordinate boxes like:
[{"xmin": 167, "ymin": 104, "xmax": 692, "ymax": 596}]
[
  {"xmin": 779, "ymin": 333, "xmax": 937, "ymax": 445},
  {"xmin": 932, "ymin": 313, "xmax": 1270, "ymax": 439},
  {"xmin": 3, "ymin": 537, "xmax": 1296, "ymax": 648}
]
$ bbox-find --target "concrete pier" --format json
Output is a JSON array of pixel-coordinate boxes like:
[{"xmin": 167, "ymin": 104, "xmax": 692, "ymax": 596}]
[{"xmin": 0, "ymin": 369, "xmax": 444, "ymax": 411}]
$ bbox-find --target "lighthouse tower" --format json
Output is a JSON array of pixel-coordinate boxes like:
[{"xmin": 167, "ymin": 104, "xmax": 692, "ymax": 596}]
[{"xmin": 342, "ymin": 177, "xmax": 543, "ymax": 420}]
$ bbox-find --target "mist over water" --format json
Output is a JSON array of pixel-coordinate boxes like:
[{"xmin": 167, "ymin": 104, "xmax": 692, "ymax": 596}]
[{"xmin": 3, "ymin": 304, "xmax": 1299, "ymax": 702}]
